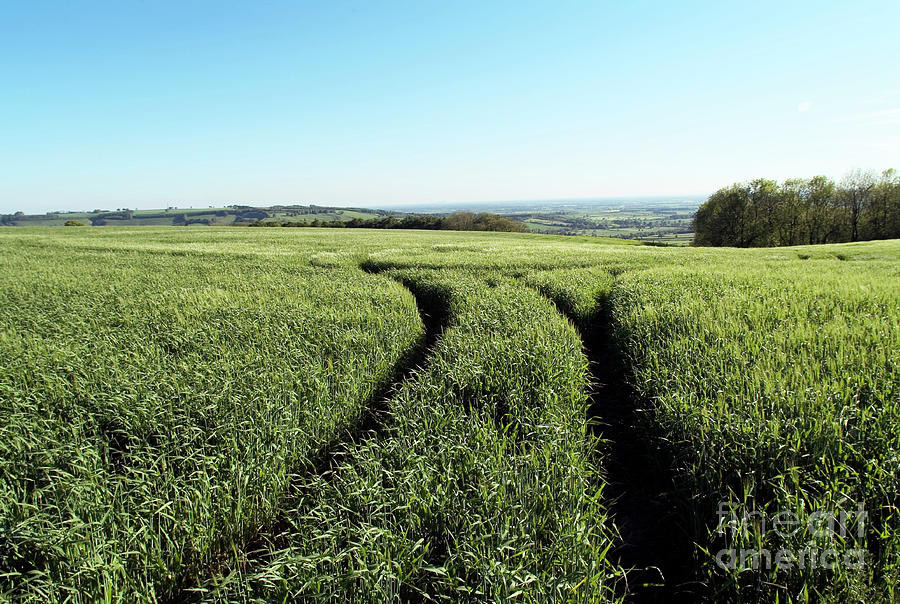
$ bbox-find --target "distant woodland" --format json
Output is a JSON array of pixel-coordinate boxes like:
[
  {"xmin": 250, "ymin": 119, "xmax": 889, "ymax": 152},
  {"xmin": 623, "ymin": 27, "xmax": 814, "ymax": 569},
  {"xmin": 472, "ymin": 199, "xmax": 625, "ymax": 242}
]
[
  {"xmin": 247, "ymin": 211, "xmax": 529, "ymax": 233},
  {"xmin": 693, "ymin": 169, "xmax": 900, "ymax": 247}
]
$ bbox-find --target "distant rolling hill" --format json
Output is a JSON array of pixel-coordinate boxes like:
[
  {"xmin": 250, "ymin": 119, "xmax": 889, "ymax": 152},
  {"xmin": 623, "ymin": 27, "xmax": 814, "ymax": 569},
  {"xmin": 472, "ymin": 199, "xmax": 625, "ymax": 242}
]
[
  {"xmin": 1, "ymin": 205, "xmax": 393, "ymax": 227},
  {"xmin": 2, "ymin": 200, "xmax": 697, "ymax": 243}
]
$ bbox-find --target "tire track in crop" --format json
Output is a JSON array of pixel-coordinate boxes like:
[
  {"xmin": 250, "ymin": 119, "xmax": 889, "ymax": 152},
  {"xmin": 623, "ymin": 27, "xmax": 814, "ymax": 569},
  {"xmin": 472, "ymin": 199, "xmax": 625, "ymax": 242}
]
[
  {"xmin": 300, "ymin": 268, "xmax": 448, "ymax": 475},
  {"xmin": 169, "ymin": 269, "xmax": 447, "ymax": 603},
  {"xmin": 538, "ymin": 292, "xmax": 705, "ymax": 603}
]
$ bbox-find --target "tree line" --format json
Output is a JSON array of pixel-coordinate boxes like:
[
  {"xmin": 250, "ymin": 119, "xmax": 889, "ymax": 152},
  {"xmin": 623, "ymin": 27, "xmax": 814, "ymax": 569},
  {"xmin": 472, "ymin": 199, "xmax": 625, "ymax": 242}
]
[
  {"xmin": 693, "ymin": 169, "xmax": 900, "ymax": 247},
  {"xmin": 244, "ymin": 211, "xmax": 529, "ymax": 233}
]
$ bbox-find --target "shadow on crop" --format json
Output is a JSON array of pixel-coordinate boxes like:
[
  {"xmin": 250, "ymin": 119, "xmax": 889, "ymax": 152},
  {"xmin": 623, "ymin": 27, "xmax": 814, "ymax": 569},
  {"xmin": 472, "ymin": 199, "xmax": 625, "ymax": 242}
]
[
  {"xmin": 542, "ymin": 291, "xmax": 708, "ymax": 603},
  {"xmin": 167, "ymin": 264, "xmax": 449, "ymax": 603}
]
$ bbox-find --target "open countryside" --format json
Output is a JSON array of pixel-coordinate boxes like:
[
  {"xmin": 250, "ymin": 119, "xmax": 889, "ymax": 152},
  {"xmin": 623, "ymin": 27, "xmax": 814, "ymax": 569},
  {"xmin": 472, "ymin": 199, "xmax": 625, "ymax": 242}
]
[
  {"xmin": 2, "ymin": 227, "xmax": 898, "ymax": 601},
  {"xmin": 3, "ymin": 1, "xmax": 899, "ymax": 602}
]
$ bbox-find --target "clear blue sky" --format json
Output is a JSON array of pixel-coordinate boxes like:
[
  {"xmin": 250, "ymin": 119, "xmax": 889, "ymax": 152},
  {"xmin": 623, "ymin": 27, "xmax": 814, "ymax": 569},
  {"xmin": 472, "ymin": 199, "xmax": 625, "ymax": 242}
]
[{"xmin": 2, "ymin": 1, "xmax": 899, "ymax": 213}]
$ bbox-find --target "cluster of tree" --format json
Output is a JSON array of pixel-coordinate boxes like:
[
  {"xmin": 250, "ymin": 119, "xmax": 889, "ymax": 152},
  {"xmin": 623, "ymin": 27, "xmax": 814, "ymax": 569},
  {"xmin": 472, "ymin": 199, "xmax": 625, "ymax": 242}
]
[
  {"xmin": 172, "ymin": 208, "xmax": 268, "ymax": 225},
  {"xmin": 232, "ymin": 208, "xmax": 270, "ymax": 221},
  {"xmin": 245, "ymin": 211, "xmax": 528, "ymax": 233},
  {"xmin": 89, "ymin": 210, "xmax": 133, "ymax": 226},
  {"xmin": 693, "ymin": 170, "xmax": 900, "ymax": 247}
]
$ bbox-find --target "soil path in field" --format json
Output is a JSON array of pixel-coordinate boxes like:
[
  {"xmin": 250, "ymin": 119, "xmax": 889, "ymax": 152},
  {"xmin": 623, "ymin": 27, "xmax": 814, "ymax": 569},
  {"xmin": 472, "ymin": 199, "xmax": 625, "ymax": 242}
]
[
  {"xmin": 169, "ymin": 270, "xmax": 447, "ymax": 603},
  {"xmin": 545, "ymin": 298, "xmax": 706, "ymax": 603}
]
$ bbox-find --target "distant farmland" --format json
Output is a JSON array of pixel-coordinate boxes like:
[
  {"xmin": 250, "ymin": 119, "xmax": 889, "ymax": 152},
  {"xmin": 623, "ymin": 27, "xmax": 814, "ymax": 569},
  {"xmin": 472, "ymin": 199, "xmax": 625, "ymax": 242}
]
[
  {"xmin": 1, "ymin": 200, "xmax": 698, "ymax": 243},
  {"xmin": 0, "ymin": 205, "xmax": 391, "ymax": 227},
  {"xmin": 1, "ymin": 227, "xmax": 897, "ymax": 602}
]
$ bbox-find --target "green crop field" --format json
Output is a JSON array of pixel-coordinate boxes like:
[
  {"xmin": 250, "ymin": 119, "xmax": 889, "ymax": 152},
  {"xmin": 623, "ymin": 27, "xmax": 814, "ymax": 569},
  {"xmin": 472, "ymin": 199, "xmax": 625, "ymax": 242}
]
[{"xmin": 1, "ymin": 227, "xmax": 898, "ymax": 603}]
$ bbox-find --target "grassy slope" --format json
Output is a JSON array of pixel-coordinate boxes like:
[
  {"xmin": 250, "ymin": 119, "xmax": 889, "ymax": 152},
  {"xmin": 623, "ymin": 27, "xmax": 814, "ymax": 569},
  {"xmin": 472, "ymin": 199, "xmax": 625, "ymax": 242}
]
[
  {"xmin": 511, "ymin": 244, "xmax": 900, "ymax": 602},
  {"xmin": 204, "ymin": 270, "xmax": 623, "ymax": 602},
  {"xmin": 1, "ymin": 227, "xmax": 898, "ymax": 602},
  {"xmin": 0, "ymin": 234, "xmax": 423, "ymax": 601},
  {"xmin": 611, "ymin": 253, "xmax": 899, "ymax": 601}
]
